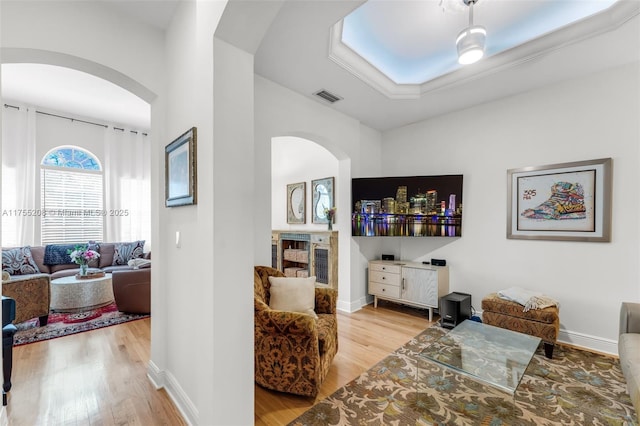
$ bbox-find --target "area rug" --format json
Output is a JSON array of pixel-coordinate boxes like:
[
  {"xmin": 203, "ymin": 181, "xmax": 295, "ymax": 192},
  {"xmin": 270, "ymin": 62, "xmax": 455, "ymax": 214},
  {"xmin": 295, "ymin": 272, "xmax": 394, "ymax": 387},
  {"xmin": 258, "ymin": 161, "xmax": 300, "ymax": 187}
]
[
  {"xmin": 290, "ymin": 326, "xmax": 638, "ymax": 425},
  {"xmin": 13, "ymin": 303, "xmax": 149, "ymax": 346}
]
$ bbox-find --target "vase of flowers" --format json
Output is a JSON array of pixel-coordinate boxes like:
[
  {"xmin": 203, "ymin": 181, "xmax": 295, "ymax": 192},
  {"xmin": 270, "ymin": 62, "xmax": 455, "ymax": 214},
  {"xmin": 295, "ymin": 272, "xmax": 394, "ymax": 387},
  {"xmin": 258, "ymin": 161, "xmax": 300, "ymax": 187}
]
[
  {"xmin": 68, "ymin": 245, "xmax": 100, "ymax": 276},
  {"xmin": 324, "ymin": 207, "xmax": 337, "ymax": 231}
]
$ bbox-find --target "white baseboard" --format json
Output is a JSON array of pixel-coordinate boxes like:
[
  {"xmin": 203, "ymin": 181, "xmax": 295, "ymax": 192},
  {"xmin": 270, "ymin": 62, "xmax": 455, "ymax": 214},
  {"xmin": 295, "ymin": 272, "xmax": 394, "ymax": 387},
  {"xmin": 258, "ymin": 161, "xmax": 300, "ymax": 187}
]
[
  {"xmin": 337, "ymin": 296, "xmax": 369, "ymax": 313},
  {"xmin": 0, "ymin": 405, "xmax": 7, "ymax": 426},
  {"xmin": 147, "ymin": 361, "xmax": 199, "ymax": 425},
  {"xmin": 558, "ymin": 330, "xmax": 618, "ymax": 356},
  {"xmin": 147, "ymin": 360, "xmax": 164, "ymax": 389},
  {"xmin": 476, "ymin": 311, "xmax": 618, "ymax": 355}
]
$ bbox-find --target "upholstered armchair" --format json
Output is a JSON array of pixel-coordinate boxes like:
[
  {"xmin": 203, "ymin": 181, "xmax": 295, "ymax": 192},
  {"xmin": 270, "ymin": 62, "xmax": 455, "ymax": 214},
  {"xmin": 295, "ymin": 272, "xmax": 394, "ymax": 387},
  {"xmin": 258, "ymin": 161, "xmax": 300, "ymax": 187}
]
[
  {"xmin": 254, "ymin": 266, "xmax": 338, "ymax": 397},
  {"xmin": 112, "ymin": 269, "xmax": 151, "ymax": 314},
  {"xmin": 2, "ymin": 273, "xmax": 50, "ymax": 325}
]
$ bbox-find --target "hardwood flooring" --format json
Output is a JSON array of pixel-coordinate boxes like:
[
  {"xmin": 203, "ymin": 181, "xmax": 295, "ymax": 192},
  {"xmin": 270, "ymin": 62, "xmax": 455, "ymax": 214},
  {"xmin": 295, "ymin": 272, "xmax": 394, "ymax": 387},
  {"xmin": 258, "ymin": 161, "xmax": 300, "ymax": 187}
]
[
  {"xmin": 6, "ymin": 301, "xmax": 432, "ymax": 426},
  {"xmin": 6, "ymin": 318, "xmax": 186, "ymax": 426},
  {"xmin": 255, "ymin": 301, "xmax": 435, "ymax": 426}
]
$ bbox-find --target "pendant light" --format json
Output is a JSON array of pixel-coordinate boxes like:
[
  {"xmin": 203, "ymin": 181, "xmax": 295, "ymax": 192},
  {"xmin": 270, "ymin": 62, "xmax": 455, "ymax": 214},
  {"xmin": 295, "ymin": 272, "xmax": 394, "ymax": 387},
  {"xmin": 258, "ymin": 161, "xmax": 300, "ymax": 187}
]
[{"xmin": 456, "ymin": 0, "xmax": 486, "ymax": 65}]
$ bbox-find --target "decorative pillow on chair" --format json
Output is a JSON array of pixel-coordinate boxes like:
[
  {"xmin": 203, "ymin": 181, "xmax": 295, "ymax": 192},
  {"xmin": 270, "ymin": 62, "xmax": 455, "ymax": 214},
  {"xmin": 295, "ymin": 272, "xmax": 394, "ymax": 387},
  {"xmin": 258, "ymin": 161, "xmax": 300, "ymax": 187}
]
[
  {"xmin": 2, "ymin": 246, "xmax": 40, "ymax": 275},
  {"xmin": 268, "ymin": 276, "xmax": 318, "ymax": 319},
  {"xmin": 112, "ymin": 240, "xmax": 145, "ymax": 266}
]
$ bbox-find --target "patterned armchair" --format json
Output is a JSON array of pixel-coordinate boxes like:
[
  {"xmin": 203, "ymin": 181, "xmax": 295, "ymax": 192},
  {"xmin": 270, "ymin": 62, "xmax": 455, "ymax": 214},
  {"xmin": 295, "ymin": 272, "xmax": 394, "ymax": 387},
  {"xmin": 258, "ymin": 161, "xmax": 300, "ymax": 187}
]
[
  {"xmin": 2, "ymin": 273, "xmax": 50, "ymax": 325},
  {"xmin": 254, "ymin": 266, "xmax": 338, "ymax": 397}
]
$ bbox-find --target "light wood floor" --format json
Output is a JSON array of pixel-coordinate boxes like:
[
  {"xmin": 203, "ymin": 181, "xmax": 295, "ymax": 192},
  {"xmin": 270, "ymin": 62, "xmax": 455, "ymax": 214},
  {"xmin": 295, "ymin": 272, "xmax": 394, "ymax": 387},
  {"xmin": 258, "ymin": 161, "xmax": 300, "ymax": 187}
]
[
  {"xmin": 255, "ymin": 301, "xmax": 434, "ymax": 425},
  {"xmin": 6, "ymin": 301, "xmax": 432, "ymax": 426},
  {"xmin": 6, "ymin": 318, "xmax": 186, "ymax": 426}
]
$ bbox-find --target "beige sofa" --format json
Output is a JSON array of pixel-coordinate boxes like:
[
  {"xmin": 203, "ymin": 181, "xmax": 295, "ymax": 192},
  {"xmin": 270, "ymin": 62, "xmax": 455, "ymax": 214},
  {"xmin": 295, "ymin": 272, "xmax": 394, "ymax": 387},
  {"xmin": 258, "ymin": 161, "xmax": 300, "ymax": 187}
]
[
  {"xmin": 2, "ymin": 243, "xmax": 150, "ymax": 324},
  {"xmin": 619, "ymin": 302, "xmax": 640, "ymax": 421}
]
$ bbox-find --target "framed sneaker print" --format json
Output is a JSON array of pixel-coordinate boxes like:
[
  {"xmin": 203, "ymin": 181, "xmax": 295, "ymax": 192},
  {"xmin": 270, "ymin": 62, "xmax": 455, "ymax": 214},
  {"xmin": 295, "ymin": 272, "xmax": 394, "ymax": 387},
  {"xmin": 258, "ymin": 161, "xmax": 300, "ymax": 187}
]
[{"xmin": 507, "ymin": 158, "xmax": 612, "ymax": 242}]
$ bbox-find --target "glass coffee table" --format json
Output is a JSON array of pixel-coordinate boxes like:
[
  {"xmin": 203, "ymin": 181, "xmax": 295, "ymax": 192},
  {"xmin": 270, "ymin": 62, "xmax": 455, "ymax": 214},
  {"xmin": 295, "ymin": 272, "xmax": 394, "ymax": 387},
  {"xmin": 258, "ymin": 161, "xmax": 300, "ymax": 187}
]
[{"xmin": 417, "ymin": 320, "xmax": 541, "ymax": 420}]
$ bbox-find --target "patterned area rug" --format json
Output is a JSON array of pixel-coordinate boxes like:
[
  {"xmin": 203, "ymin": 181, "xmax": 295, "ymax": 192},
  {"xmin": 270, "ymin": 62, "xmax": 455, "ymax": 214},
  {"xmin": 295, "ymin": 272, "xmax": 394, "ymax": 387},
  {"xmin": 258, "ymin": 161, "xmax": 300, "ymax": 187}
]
[
  {"xmin": 13, "ymin": 302, "xmax": 149, "ymax": 346},
  {"xmin": 290, "ymin": 326, "xmax": 638, "ymax": 425}
]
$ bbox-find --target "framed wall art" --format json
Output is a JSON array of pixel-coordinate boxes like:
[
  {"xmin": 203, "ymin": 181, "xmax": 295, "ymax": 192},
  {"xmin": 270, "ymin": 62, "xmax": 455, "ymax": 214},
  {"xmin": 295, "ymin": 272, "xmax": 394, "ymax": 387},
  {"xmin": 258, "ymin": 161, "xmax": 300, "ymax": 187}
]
[
  {"xmin": 165, "ymin": 127, "xmax": 197, "ymax": 207},
  {"xmin": 507, "ymin": 158, "xmax": 612, "ymax": 242},
  {"xmin": 287, "ymin": 182, "xmax": 306, "ymax": 224},
  {"xmin": 312, "ymin": 177, "xmax": 335, "ymax": 224}
]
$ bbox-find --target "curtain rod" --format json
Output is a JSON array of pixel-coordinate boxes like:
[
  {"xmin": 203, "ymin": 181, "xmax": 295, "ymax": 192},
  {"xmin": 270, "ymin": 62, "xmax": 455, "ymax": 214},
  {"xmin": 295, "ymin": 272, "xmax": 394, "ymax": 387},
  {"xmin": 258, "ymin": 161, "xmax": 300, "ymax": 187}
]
[
  {"xmin": 3, "ymin": 103, "xmax": 148, "ymax": 136},
  {"xmin": 37, "ymin": 110, "xmax": 108, "ymax": 129}
]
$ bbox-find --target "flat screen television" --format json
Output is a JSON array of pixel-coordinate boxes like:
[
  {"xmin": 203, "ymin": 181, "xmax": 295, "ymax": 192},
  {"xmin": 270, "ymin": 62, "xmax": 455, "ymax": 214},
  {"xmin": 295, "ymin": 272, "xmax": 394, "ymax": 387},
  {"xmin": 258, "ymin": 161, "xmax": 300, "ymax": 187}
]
[{"xmin": 351, "ymin": 174, "xmax": 463, "ymax": 237}]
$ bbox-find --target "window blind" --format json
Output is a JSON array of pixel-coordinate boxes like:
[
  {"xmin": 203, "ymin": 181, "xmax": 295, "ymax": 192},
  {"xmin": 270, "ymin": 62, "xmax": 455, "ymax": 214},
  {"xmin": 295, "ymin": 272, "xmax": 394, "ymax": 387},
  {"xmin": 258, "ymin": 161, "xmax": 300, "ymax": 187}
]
[{"xmin": 41, "ymin": 168, "xmax": 104, "ymax": 244}]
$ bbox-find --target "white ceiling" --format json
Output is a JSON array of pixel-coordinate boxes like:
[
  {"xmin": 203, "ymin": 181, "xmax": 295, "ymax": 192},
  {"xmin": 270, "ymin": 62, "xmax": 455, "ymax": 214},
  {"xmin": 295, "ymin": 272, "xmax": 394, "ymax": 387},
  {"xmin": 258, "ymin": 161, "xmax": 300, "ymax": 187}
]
[
  {"xmin": 339, "ymin": 0, "xmax": 619, "ymax": 85},
  {"xmin": 2, "ymin": 0, "xmax": 638, "ymax": 132},
  {"xmin": 2, "ymin": 63, "xmax": 151, "ymax": 130},
  {"xmin": 255, "ymin": 0, "xmax": 640, "ymax": 130}
]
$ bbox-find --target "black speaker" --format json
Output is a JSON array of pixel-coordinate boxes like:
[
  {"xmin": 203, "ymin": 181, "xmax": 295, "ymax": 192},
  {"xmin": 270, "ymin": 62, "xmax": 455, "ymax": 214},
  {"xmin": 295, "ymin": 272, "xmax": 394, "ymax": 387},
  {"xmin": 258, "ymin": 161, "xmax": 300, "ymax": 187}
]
[
  {"xmin": 381, "ymin": 254, "xmax": 394, "ymax": 261},
  {"xmin": 439, "ymin": 292, "xmax": 471, "ymax": 329}
]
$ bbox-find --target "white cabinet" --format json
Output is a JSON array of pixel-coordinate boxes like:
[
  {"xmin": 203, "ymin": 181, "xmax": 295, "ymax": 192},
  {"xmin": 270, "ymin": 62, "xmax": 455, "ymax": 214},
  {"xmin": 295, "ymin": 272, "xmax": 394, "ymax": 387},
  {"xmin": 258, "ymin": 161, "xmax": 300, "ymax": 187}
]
[{"xmin": 368, "ymin": 260, "xmax": 449, "ymax": 321}]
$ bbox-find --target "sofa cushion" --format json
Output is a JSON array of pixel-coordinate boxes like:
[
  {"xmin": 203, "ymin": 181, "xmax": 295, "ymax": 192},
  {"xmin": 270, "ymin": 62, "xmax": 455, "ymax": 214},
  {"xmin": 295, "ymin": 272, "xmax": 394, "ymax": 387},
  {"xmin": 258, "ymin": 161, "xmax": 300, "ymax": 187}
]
[
  {"xmin": 268, "ymin": 276, "xmax": 318, "ymax": 319},
  {"xmin": 28, "ymin": 246, "xmax": 48, "ymax": 274},
  {"xmin": 2, "ymin": 246, "xmax": 40, "ymax": 275},
  {"xmin": 112, "ymin": 241, "xmax": 145, "ymax": 266}
]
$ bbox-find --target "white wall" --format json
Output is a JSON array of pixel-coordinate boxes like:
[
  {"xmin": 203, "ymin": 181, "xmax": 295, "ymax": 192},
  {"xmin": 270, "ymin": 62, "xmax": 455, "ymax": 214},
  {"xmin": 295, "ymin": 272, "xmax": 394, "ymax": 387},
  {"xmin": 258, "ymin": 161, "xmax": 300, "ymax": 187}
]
[
  {"xmin": 1, "ymin": 1, "xmax": 250, "ymax": 425},
  {"xmin": 379, "ymin": 63, "xmax": 640, "ymax": 353},
  {"xmin": 271, "ymin": 136, "xmax": 339, "ymax": 231}
]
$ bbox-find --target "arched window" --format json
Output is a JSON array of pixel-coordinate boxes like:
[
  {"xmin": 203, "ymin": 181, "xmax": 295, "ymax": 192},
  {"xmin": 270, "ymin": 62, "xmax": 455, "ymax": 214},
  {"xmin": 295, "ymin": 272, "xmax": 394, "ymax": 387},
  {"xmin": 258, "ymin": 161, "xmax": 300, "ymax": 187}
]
[{"xmin": 41, "ymin": 146, "xmax": 104, "ymax": 244}]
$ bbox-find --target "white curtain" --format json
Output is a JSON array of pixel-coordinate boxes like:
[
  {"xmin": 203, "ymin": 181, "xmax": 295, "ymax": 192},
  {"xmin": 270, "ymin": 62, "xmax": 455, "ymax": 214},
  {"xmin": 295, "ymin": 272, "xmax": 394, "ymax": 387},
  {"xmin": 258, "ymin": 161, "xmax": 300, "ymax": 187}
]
[
  {"xmin": 2, "ymin": 106, "xmax": 37, "ymax": 247},
  {"xmin": 103, "ymin": 128, "xmax": 151, "ymax": 249}
]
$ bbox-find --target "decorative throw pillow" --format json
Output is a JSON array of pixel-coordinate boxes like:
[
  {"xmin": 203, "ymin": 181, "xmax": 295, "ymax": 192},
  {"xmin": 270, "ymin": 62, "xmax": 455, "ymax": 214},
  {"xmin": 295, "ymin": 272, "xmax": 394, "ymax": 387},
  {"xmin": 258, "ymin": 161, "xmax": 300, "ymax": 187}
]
[
  {"xmin": 268, "ymin": 276, "xmax": 318, "ymax": 319},
  {"xmin": 112, "ymin": 240, "xmax": 145, "ymax": 266},
  {"xmin": 2, "ymin": 246, "xmax": 40, "ymax": 275}
]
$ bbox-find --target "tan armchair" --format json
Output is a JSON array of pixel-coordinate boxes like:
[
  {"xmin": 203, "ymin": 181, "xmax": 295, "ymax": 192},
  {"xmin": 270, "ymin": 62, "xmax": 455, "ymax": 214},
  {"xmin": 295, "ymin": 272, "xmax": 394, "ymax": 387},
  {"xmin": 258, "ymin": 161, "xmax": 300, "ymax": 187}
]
[
  {"xmin": 2, "ymin": 274, "xmax": 50, "ymax": 325},
  {"xmin": 254, "ymin": 266, "xmax": 338, "ymax": 397}
]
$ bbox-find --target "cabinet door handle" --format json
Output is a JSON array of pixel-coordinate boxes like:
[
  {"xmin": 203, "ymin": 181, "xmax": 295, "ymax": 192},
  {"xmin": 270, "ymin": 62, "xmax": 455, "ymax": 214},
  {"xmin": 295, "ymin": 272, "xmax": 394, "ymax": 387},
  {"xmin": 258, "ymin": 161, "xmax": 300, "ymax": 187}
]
[
  {"xmin": 402, "ymin": 278, "xmax": 405, "ymax": 290},
  {"xmin": 382, "ymin": 276, "xmax": 385, "ymax": 280},
  {"xmin": 382, "ymin": 267, "xmax": 386, "ymax": 270}
]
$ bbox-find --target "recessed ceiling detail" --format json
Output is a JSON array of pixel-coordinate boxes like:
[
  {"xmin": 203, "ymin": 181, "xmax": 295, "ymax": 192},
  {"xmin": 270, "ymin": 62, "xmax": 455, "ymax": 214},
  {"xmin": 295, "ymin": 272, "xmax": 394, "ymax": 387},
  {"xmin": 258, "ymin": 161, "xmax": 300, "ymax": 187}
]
[{"xmin": 329, "ymin": 0, "xmax": 628, "ymax": 99}]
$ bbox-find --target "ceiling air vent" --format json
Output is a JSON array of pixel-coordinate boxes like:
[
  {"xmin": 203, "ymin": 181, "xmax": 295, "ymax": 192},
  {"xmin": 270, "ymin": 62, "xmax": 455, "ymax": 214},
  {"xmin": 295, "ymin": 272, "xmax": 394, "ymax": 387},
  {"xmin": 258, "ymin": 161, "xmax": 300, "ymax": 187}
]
[{"xmin": 313, "ymin": 89, "xmax": 343, "ymax": 104}]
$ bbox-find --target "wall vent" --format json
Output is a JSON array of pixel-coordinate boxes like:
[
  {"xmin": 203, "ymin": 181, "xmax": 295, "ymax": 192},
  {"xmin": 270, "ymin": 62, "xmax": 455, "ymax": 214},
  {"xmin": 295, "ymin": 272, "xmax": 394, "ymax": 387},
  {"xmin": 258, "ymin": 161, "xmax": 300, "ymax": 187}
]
[{"xmin": 313, "ymin": 89, "xmax": 343, "ymax": 104}]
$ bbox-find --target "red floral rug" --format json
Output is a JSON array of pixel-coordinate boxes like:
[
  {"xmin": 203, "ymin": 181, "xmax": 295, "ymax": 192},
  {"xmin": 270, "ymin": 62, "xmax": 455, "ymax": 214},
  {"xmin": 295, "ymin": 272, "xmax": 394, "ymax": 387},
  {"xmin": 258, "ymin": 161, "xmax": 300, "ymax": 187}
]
[{"xmin": 13, "ymin": 303, "xmax": 149, "ymax": 346}]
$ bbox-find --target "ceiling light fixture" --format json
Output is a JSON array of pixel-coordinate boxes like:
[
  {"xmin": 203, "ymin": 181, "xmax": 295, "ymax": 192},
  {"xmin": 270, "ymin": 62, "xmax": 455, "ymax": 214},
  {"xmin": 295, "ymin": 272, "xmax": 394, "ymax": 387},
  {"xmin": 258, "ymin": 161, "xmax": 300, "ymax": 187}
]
[{"xmin": 456, "ymin": 0, "xmax": 486, "ymax": 65}]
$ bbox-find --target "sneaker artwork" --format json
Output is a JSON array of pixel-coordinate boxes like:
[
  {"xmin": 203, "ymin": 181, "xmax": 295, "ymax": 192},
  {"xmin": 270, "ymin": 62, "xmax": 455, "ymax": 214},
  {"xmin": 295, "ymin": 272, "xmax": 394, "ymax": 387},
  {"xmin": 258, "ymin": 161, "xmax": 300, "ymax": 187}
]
[{"xmin": 521, "ymin": 182, "xmax": 586, "ymax": 220}]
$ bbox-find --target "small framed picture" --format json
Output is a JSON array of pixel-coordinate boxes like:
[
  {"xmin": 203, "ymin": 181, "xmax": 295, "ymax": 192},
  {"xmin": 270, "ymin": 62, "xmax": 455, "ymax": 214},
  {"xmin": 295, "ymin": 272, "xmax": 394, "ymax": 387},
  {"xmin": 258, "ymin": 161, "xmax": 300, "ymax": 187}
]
[
  {"xmin": 312, "ymin": 177, "xmax": 335, "ymax": 224},
  {"xmin": 165, "ymin": 127, "xmax": 197, "ymax": 207},
  {"xmin": 507, "ymin": 158, "xmax": 612, "ymax": 241},
  {"xmin": 287, "ymin": 182, "xmax": 306, "ymax": 224}
]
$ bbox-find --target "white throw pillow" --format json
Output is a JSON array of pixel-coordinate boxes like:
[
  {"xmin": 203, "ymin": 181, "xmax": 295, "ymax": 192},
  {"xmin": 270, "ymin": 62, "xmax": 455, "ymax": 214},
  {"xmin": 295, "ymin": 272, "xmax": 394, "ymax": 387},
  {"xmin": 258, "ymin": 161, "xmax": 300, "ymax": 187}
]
[{"xmin": 268, "ymin": 276, "xmax": 318, "ymax": 319}]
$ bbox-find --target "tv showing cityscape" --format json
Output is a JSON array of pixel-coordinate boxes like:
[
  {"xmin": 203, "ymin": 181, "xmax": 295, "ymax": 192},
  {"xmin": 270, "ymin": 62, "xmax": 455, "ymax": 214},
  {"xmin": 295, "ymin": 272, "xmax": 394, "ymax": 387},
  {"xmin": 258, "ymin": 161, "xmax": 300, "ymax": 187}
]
[{"xmin": 351, "ymin": 175, "xmax": 463, "ymax": 237}]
